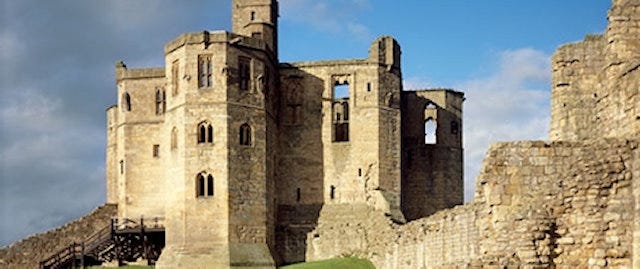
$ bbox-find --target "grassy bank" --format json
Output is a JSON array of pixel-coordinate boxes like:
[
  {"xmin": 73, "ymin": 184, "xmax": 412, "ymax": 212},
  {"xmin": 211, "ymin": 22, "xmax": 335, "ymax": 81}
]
[
  {"xmin": 87, "ymin": 257, "xmax": 374, "ymax": 269},
  {"xmin": 280, "ymin": 257, "xmax": 375, "ymax": 269}
]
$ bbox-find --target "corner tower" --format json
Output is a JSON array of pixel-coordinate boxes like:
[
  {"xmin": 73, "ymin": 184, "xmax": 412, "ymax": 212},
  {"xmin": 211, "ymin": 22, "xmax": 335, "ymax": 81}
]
[{"xmin": 232, "ymin": 0, "xmax": 278, "ymax": 58}]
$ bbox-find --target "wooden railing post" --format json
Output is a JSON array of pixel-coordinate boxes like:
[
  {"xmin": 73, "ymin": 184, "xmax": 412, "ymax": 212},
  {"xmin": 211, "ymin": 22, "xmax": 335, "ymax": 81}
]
[{"xmin": 81, "ymin": 242, "xmax": 85, "ymax": 268}]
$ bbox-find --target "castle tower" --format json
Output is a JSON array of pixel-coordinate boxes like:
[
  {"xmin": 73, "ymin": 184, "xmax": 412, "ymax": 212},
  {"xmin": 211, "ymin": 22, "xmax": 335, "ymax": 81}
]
[
  {"xmin": 232, "ymin": 0, "xmax": 278, "ymax": 58},
  {"xmin": 155, "ymin": 3, "xmax": 279, "ymax": 266},
  {"xmin": 400, "ymin": 89, "xmax": 464, "ymax": 221}
]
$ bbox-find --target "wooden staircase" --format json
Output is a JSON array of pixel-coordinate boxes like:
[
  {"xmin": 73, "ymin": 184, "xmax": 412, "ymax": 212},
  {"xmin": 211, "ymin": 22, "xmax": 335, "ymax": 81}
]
[{"xmin": 40, "ymin": 217, "xmax": 165, "ymax": 269}]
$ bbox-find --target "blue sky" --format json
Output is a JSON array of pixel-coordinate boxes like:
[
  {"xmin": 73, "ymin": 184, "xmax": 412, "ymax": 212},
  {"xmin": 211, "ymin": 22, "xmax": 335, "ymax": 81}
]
[{"xmin": 0, "ymin": 0, "xmax": 610, "ymax": 247}]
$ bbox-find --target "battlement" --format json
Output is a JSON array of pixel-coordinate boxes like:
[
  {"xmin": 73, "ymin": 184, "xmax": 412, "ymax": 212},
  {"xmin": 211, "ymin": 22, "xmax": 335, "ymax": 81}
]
[{"xmin": 115, "ymin": 62, "xmax": 165, "ymax": 81}]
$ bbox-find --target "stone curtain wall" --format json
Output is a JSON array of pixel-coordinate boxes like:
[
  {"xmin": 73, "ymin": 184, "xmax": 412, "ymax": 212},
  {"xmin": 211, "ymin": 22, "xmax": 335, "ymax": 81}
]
[
  {"xmin": 0, "ymin": 204, "xmax": 116, "ymax": 269},
  {"xmin": 475, "ymin": 140, "xmax": 636, "ymax": 268},
  {"xmin": 308, "ymin": 139, "xmax": 637, "ymax": 268},
  {"xmin": 386, "ymin": 204, "xmax": 480, "ymax": 269},
  {"xmin": 550, "ymin": 0, "xmax": 640, "ymax": 141},
  {"xmin": 550, "ymin": 35, "xmax": 606, "ymax": 141}
]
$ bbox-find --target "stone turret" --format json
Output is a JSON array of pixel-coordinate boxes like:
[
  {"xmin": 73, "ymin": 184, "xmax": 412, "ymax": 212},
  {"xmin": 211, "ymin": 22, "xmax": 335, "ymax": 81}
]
[{"xmin": 232, "ymin": 0, "xmax": 279, "ymax": 59}]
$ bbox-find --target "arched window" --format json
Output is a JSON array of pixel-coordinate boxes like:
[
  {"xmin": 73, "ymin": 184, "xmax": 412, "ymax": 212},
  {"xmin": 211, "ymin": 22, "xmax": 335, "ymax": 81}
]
[
  {"xmin": 198, "ymin": 125, "xmax": 206, "ymax": 144},
  {"xmin": 197, "ymin": 122, "xmax": 213, "ymax": 144},
  {"xmin": 171, "ymin": 127, "xmax": 178, "ymax": 150},
  {"xmin": 155, "ymin": 89, "xmax": 166, "ymax": 115},
  {"xmin": 197, "ymin": 174, "xmax": 205, "ymax": 197},
  {"xmin": 425, "ymin": 118, "xmax": 437, "ymax": 144},
  {"xmin": 425, "ymin": 102, "xmax": 436, "ymax": 110},
  {"xmin": 424, "ymin": 102, "xmax": 437, "ymax": 144},
  {"xmin": 239, "ymin": 123, "xmax": 252, "ymax": 146},
  {"xmin": 123, "ymin": 93, "xmax": 131, "ymax": 112},
  {"xmin": 196, "ymin": 173, "xmax": 214, "ymax": 198},
  {"xmin": 207, "ymin": 175, "xmax": 214, "ymax": 196}
]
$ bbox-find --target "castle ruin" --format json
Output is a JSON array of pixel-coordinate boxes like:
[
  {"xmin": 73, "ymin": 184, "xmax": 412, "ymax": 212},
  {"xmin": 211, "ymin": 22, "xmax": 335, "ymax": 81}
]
[
  {"xmin": 1, "ymin": 0, "xmax": 639, "ymax": 268},
  {"xmin": 106, "ymin": 0, "xmax": 462, "ymax": 267}
]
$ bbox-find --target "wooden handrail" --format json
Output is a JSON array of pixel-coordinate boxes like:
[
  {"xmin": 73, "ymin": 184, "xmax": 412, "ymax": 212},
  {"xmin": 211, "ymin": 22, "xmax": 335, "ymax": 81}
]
[{"xmin": 40, "ymin": 216, "xmax": 165, "ymax": 269}]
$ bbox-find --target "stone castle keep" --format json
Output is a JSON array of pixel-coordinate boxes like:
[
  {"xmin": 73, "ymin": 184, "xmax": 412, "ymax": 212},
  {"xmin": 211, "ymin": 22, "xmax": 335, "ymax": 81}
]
[
  {"xmin": 1, "ymin": 0, "xmax": 639, "ymax": 268},
  {"xmin": 106, "ymin": 0, "xmax": 463, "ymax": 267}
]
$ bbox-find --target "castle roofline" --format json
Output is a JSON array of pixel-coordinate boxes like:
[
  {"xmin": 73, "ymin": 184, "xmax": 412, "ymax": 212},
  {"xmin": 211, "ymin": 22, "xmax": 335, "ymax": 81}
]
[
  {"xmin": 405, "ymin": 88, "xmax": 465, "ymax": 97},
  {"xmin": 279, "ymin": 59, "xmax": 372, "ymax": 69},
  {"xmin": 163, "ymin": 30, "xmax": 271, "ymax": 56},
  {"xmin": 114, "ymin": 64, "xmax": 165, "ymax": 81}
]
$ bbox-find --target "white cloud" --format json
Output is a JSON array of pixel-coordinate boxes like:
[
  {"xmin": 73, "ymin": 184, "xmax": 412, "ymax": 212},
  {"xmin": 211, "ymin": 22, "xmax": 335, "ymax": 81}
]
[
  {"xmin": 280, "ymin": 0, "xmax": 372, "ymax": 40},
  {"xmin": 0, "ymin": 89, "xmax": 105, "ymax": 246},
  {"xmin": 455, "ymin": 48, "xmax": 551, "ymax": 201}
]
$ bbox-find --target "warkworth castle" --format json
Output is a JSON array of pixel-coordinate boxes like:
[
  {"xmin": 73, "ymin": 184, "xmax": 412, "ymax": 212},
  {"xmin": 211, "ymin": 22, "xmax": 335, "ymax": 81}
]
[
  {"xmin": 107, "ymin": 0, "xmax": 463, "ymax": 267},
  {"xmin": 2, "ymin": 0, "xmax": 639, "ymax": 268}
]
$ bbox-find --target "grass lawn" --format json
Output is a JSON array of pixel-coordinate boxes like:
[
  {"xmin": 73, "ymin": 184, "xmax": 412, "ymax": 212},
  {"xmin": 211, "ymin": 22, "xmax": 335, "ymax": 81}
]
[
  {"xmin": 280, "ymin": 257, "xmax": 375, "ymax": 269},
  {"xmin": 89, "ymin": 265, "xmax": 153, "ymax": 269},
  {"xmin": 87, "ymin": 257, "xmax": 374, "ymax": 269}
]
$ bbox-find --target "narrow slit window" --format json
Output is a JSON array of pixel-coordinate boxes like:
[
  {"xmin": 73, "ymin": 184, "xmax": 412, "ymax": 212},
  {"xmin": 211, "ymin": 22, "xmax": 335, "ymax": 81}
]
[
  {"xmin": 198, "ymin": 55, "xmax": 213, "ymax": 88},
  {"xmin": 119, "ymin": 160, "xmax": 124, "ymax": 174},
  {"xmin": 197, "ymin": 174, "xmax": 205, "ymax": 197},
  {"xmin": 123, "ymin": 93, "xmax": 131, "ymax": 112},
  {"xmin": 207, "ymin": 175, "xmax": 214, "ymax": 196},
  {"xmin": 155, "ymin": 89, "xmax": 166, "ymax": 115},
  {"xmin": 153, "ymin": 144, "xmax": 160, "ymax": 158},
  {"xmin": 238, "ymin": 56, "xmax": 251, "ymax": 91},
  {"xmin": 171, "ymin": 128, "xmax": 178, "ymax": 150},
  {"xmin": 207, "ymin": 125, "xmax": 213, "ymax": 143},
  {"xmin": 172, "ymin": 60, "xmax": 179, "ymax": 95},
  {"xmin": 296, "ymin": 188, "xmax": 301, "ymax": 202},
  {"xmin": 239, "ymin": 123, "xmax": 252, "ymax": 146},
  {"xmin": 330, "ymin": 185, "xmax": 336, "ymax": 200},
  {"xmin": 332, "ymin": 81, "xmax": 350, "ymax": 142},
  {"xmin": 198, "ymin": 125, "xmax": 206, "ymax": 144}
]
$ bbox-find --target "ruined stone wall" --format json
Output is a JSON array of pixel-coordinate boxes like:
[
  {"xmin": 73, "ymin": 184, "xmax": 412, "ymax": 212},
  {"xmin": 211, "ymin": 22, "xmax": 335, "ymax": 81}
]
[
  {"xmin": 401, "ymin": 90, "xmax": 464, "ymax": 221},
  {"xmin": 550, "ymin": 0, "xmax": 640, "ymax": 141},
  {"xmin": 386, "ymin": 204, "xmax": 480, "ymax": 269},
  {"xmin": 602, "ymin": 0, "xmax": 640, "ymax": 139},
  {"xmin": 474, "ymin": 140, "xmax": 636, "ymax": 268},
  {"xmin": 308, "ymin": 139, "xmax": 637, "ymax": 268},
  {"xmin": 550, "ymin": 35, "xmax": 606, "ymax": 141},
  {"xmin": 0, "ymin": 204, "xmax": 116, "ymax": 269}
]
